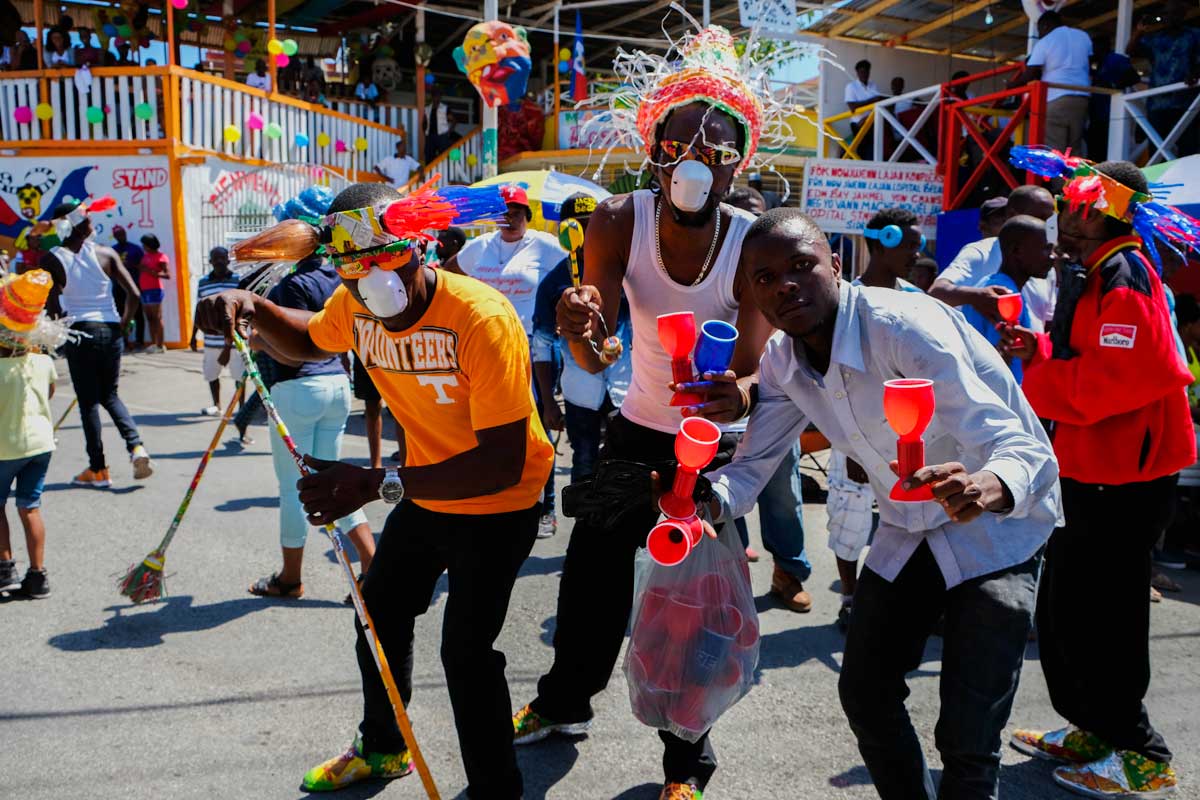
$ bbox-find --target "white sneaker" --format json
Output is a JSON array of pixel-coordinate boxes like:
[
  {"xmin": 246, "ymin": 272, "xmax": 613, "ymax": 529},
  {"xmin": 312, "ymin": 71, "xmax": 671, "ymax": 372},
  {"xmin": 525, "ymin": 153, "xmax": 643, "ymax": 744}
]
[
  {"xmin": 201, "ymin": 405, "xmax": 220, "ymax": 416},
  {"xmin": 130, "ymin": 445, "xmax": 154, "ymax": 479},
  {"xmin": 537, "ymin": 513, "xmax": 557, "ymax": 539}
]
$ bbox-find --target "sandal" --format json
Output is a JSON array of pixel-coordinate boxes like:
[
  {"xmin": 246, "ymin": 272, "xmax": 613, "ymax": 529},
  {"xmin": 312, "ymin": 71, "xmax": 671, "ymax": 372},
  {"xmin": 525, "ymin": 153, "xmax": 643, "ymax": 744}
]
[{"xmin": 249, "ymin": 573, "xmax": 304, "ymax": 599}]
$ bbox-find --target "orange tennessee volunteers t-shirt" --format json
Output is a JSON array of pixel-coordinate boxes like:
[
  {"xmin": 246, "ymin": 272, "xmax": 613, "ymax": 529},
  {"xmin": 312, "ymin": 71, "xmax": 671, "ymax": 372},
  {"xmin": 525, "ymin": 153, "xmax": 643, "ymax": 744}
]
[{"xmin": 308, "ymin": 269, "xmax": 553, "ymax": 515}]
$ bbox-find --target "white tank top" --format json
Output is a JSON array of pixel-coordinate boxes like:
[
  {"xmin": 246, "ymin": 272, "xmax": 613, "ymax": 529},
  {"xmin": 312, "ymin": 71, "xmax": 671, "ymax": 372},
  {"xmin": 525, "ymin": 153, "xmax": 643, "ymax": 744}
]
[
  {"xmin": 54, "ymin": 242, "xmax": 119, "ymax": 323},
  {"xmin": 620, "ymin": 190, "xmax": 755, "ymax": 434}
]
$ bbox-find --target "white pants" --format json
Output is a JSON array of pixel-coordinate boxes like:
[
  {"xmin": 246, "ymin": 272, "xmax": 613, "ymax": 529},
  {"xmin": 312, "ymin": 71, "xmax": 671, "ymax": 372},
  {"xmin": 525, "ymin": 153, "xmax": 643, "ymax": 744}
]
[
  {"xmin": 826, "ymin": 449, "xmax": 875, "ymax": 563},
  {"xmin": 202, "ymin": 346, "xmax": 245, "ymax": 383}
]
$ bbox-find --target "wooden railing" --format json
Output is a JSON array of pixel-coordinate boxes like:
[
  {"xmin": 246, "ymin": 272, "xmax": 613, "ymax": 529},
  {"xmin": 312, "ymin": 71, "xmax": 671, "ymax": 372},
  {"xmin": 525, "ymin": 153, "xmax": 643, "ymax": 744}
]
[
  {"xmin": 400, "ymin": 126, "xmax": 485, "ymax": 193},
  {"xmin": 0, "ymin": 66, "xmax": 410, "ymax": 173}
]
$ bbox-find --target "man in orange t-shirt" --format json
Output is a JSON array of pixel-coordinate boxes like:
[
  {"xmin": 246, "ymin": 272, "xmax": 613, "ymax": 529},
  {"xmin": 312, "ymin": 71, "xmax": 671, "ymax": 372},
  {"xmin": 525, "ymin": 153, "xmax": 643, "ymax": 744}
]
[{"xmin": 197, "ymin": 182, "xmax": 552, "ymax": 798}]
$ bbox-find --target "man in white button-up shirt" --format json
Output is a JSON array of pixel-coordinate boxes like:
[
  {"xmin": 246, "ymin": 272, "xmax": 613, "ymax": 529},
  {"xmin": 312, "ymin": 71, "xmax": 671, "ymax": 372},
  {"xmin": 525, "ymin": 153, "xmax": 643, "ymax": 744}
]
[{"xmin": 707, "ymin": 209, "xmax": 1061, "ymax": 800}]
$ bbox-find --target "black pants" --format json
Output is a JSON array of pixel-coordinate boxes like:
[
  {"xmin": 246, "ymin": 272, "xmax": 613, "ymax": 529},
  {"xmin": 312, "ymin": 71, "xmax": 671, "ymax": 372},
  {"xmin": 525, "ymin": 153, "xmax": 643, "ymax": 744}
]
[
  {"xmin": 64, "ymin": 321, "xmax": 143, "ymax": 471},
  {"xmin": 563, "ymin": 396, "xmax": 614, "ymax": 483},
  {"xmin": 839, "ymin": 543, "xmax": 1040, "ymax": 800},
  {"xmin": 530, "ymin": 412, "xmax": 737, "ymax": 790},
  {"xmin": 1037, "ymin": 476, "xmax": 1175, "ymax": 762},
  {"xmin": 356, "ymin": 500, "xmax": 539, "ymax": 799}
]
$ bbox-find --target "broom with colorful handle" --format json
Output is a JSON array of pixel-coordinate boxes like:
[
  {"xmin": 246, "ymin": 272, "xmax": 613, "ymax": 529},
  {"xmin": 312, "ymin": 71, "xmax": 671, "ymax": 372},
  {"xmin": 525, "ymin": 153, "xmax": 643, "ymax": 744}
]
[
  {"xmin": 117, "ymin": 382, "xmax": 244, "ymax": 604},
  {"xmin": 230, "ymin": 332, "xmax": 441, "ymax": 800}
]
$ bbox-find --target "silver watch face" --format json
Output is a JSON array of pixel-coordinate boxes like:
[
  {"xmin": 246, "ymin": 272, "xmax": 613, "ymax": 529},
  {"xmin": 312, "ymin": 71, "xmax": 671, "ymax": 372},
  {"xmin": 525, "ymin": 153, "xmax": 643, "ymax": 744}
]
[{"xmin": 380, "ymin": 471, "xmax": 404, "ymax": 504}]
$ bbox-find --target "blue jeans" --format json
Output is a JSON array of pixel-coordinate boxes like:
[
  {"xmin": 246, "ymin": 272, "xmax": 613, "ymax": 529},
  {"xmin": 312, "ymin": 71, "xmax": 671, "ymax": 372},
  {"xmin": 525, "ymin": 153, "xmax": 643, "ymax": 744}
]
[
  {"xmin": 0, "ymin": 451, "xmax": 53, "ymax": 509},
  {"xmin": 755, "ymin": 440, "xmax": 810, "ymax": 580},
  {"xmin": 563, "ymin": 398, "xmax": 613, "ymax": 483},
  {"xmin": 64, "ymin": 322, "xmax": 143, "ymax": 471},
  {"xmin": 839, "ymin": 543, "xmax": 1040, "ymax": 800},
  {"xmin": 268, "ymin": 374, "xmax": 368, "ymax": 549}
]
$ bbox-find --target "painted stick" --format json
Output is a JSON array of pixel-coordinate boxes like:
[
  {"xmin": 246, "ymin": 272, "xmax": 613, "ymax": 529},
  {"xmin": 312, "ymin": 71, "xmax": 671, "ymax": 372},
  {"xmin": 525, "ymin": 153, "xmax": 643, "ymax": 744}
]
[
  {"xmin": 231, "ymin": 334, "xmax": 441, "ymax": 800},
  {"xmin": 118, "ymin": 382, "xmax": 243, "ymax": 604},
  {"xmin": 53, "ymin": 397, "xmax": 78, "ymax": 432}
]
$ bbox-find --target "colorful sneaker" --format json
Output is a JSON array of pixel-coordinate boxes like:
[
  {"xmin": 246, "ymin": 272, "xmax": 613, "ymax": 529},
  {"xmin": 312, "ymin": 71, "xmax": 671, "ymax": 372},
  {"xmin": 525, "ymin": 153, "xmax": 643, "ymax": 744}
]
[
  {"xmin": 512, "ymin": 704, "xmax": 591, "ymax": 745},
  {"xmin": 72, "ymin": 467, "xmax": 112, "ymax": 488},
  {"xmin": 19, "ymin": 568, "xmax": 50, "ymax": 599},
  {"xmin": 130, "ymin": 446, "xmax": 154, "ymax": 480},
  {"xmin": 301, "ymin": 737, "xmax": 412, "ymax": 792},
  {"xmin": 537, "ymin": 513, "xmax": 557, "ymax": 539},
  {"xmin": 1011, "ymin": 726, "xmax": 1112, "ymax": 763},
  {"xmin": 660, "ymin": 782, "xmax": 703, "ymax": 800},
  {"xmin": 0, "ymin": 560, "xmax": 21, "ymax": 593},
  {"xmin": 1053, "ymin": 750, "xmax": 1177, "ymax": 798}
]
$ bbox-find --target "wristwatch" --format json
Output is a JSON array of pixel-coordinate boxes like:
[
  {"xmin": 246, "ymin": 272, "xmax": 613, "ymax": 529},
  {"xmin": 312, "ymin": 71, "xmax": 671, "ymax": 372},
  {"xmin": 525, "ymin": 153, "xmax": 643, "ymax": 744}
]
[{"xmin": 378, "ymin": 468, "xmax": 405, "ymax": 505}]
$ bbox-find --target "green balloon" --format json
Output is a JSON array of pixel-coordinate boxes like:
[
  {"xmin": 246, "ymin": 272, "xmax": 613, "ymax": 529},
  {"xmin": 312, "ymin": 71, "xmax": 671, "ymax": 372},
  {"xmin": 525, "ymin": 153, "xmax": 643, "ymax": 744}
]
[
  {"xmin": 117, "ymin": 24, "xmax": 132, "ymax": 38},
  {"xmin": 86, "ymin": 106, "xmax": 104, "ymax": 125},
  {"xmin": 234, "ymin": 31, "xmax": 246, "ymax": 43},
  {"xmin": 283, "ymin": 38, "xmax": 298, "ymax": 57},
  {"xmin": 134, "ymin": 102, "xmax": 154, "ymax": 121},
  {"xmin": 448, "ymin": 148, "xmax": 462, "ymax": 162},
  {"xmin": 265, "ymin": 122, "xmax": 283, "ymax": 139}
]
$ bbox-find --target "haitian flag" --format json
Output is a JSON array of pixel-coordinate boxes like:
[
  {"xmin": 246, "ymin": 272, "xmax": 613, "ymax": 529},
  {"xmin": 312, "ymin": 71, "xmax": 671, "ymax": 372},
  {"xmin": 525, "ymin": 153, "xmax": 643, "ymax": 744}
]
[{"xmin": 570, "ymin": 11, "xmax": 587, "ymax": 102}]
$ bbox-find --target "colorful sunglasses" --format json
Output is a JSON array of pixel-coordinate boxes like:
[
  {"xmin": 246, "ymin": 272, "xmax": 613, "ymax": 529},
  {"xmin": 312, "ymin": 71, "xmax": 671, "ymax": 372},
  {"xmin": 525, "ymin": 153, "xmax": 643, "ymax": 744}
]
[{"xmin": 657, "ymin": 139, "xmax": 742, "ymax": 167}]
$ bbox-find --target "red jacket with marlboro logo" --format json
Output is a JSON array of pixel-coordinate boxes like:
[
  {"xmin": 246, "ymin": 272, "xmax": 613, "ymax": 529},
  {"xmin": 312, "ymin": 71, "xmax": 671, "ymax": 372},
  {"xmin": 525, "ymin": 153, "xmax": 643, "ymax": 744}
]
[{"xmin": 1023, "ymin": 236, "xmax": 1196, "ymax": 485}]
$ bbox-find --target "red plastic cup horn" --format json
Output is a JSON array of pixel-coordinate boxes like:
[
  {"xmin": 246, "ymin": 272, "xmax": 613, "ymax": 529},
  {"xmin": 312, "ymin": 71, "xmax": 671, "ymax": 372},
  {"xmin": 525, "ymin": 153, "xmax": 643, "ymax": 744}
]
[
  {"xmin": 647, "ymin": 518, "xmax": 703, "ymax": 566},
  {"xmin": 657, "ymin": 311, "xmax": 697, "ymax": 358},
  {"xmin": 675, "ymin": 416, "xmax": 722, "ymax": 470},
  {"xmin": 883, "ymin": 378, "xmax": 935, "ymax": 503},
  {"xmin": 996, "ymin": 292, "xmax": 1023, "ymax": 325}
]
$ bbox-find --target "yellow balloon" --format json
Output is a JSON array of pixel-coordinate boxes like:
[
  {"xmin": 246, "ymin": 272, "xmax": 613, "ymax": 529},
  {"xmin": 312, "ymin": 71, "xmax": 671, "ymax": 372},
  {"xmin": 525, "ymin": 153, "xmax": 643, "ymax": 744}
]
[
  {"xmin": 354, "ymin": 136, "xmax": 368, "ymax": 152},
  {"xmin": 223, "ymin": 124, "xmax": 241, "ymax": 143},
  {"xmin": 466, "ymin": 153, "xmax": 478, "ymax": 166},
  {"xmin": 559, "ymin": 47, "xmax": 571, "ymax": 62},
  {"xmin": 35, "ymin": 103, "xmax": 54, "ymax": 121},
  {"xmin": 267, "ymin": 38, "xmax": 283, "ymax": 55},
  {"xmin": 316, "ymin": 132, "xmax": 331, "ymax": 147}
]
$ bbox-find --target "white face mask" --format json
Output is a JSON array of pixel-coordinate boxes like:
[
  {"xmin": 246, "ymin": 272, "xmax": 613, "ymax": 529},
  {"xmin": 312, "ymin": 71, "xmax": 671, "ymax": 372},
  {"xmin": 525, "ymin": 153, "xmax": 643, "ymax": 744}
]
[
  {"xmin": 670, "ymin": 159, "xmax": 714, "ymax": 213},
  {"xmin": 357, "ymin": 267, "xmax": 409, "ymax": 319}
]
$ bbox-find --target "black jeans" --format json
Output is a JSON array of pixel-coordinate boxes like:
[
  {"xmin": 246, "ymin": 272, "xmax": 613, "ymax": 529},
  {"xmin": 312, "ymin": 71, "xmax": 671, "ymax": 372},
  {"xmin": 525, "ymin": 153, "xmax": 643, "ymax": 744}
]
[
  {"xmin": 356, "ymin": 499, "xmax": 539, "ymax": 799},
  {"xmin": 531, "ymin": 412, "xmax": 738, "ymax": 790},
  {"xmin": 839, "ymin": 543, "xmax": 1040, "ymax": 800},
  {"xmin": 1037, "ymin": 477, "xmax": 1175, "ymax": 762},
  {"xmin": 563, "ymin": 397, "xmax": 613, "ymax": 483},
  {"xmin": 64, "ymin": 322, "xmax": 143, "ymax": 471}
]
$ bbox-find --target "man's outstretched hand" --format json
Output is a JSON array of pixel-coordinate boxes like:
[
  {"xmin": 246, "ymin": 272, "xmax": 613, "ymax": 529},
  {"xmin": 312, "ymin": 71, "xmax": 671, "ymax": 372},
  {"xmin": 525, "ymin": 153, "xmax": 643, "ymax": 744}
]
[{"xmin": 890, "ymin": 461, "xmax": 1012, "ymax": 523}]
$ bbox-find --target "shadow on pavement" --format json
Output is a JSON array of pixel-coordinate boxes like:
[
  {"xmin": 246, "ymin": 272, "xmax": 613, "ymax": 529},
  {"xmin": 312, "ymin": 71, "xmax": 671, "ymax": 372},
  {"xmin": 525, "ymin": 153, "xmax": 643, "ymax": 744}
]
[
  {"xmin": 609, "ymin": 783, "xmax": 663, "ymax": 799},
  {"xmin": 216, "ymin": 496, "xmax": 281, "ymax": 512},
  {"xmin": 47, "ymin": 594, "xmax": 345, "ymax": 651},
  {"xmin": 290, "ymin": 779, "xmax": 393, "ymax": 800},
  {"xmin": 43, "ymin": 482, "xmax": 144, "ymax": 496},
  {"xmin": 828, "ymin": 764, "xmax": 872, "ymax": 788},
  {"xmin": 517, "ymin": 737, "xmax": 583, "ymax": 799},
  {"xmin": 125, "ymin": 412, "xmax": 213, "ymax": 427}
]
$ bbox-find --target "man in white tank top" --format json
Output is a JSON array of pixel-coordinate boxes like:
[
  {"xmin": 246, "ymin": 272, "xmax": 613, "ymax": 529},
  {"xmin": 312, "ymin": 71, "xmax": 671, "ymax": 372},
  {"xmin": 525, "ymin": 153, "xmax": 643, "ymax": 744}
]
[
  {"xmin": 40, "ymin": 200, "xmax": 152, "ymax": 488},
  {"xmin": 511, "ymin": 98, "xmax": 776, "ymax": 796}
]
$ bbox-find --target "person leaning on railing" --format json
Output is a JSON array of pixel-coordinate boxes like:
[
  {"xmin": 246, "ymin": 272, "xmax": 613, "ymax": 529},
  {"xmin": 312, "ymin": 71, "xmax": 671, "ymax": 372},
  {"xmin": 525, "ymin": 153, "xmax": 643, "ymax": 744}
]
[{"xmin": 1126, "ymin": 0, "xmax": 1200, "ymax": 159}]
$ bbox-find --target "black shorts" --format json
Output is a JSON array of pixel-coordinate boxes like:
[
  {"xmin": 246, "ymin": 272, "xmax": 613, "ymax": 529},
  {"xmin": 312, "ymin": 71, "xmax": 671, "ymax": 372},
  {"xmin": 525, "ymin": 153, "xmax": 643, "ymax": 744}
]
[{"xmin": 352, "ymin": 354, "xmax": 381, "ymax": 403}]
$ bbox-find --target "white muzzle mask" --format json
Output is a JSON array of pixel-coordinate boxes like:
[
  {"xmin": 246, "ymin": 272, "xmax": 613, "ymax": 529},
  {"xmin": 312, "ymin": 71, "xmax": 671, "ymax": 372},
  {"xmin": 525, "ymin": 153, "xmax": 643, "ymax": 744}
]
[
  {"xmin": 357, "ymin": 267, "xmax": 409, "ymax": 319},
  {"xmin": 670, "ymin": 159, "xmax": 714, "ymax": 213}
]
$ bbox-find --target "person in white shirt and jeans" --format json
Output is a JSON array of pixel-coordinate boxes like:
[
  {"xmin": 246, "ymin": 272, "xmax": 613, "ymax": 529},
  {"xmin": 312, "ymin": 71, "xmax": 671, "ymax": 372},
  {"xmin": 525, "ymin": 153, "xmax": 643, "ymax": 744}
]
[
  {"xmin": 1010, "ymin": 11, "xmax": 1092, "ymax": 154},
  {"xmin": 844, "ymin": 59, "xmax": 884, "ymax": 160},
  {"xmin": 707, "ymin": 208, "xmax": 1060, "ymax": 800}
]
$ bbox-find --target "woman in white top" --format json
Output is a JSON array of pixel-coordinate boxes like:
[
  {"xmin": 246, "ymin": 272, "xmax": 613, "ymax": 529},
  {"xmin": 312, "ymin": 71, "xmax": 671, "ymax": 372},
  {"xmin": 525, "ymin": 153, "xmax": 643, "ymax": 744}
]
[{"xmin": 43, "ymin": 30, "xmax": 73, "ymax": 68}]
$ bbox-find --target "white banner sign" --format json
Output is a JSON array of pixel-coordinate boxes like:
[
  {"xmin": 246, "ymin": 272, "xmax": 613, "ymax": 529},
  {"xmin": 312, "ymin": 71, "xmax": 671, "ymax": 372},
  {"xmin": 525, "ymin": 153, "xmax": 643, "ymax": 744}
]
[
  {"xmin": 738, "ymin": 0, "xmax": 797, "ymax": 35},
  {"xmin": 800, "ymin": 159, "xmax": 942, "ymax": 238}
]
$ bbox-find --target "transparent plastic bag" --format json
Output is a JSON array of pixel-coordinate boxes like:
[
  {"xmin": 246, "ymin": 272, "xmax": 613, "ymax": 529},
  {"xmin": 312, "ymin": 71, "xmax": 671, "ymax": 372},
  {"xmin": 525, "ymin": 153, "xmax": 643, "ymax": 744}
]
[{"xmin": 623, "ymin": 524, "xmax": 759, "ymax": 743}]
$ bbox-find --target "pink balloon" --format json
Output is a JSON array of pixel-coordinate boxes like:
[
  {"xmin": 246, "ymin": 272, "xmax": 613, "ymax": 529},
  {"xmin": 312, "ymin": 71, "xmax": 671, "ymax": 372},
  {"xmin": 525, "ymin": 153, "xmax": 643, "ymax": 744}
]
[
  {"xmin": 335, "ymin": 139, "xmax": 348, "ymax": 153},
  {"xmin": 13, "ymin": 106, "xmax": 32, "ymax": 124},
  {"xmin": 171, "ymin": 0, "xmax": 187, "ymax": 8},
  {"xmin": 246, "ymin": 112, "xmax": 264, "ymax": 130},
  {"xmin": 275, "ymin": 53, "xmax": 289, "ymax": 67}
]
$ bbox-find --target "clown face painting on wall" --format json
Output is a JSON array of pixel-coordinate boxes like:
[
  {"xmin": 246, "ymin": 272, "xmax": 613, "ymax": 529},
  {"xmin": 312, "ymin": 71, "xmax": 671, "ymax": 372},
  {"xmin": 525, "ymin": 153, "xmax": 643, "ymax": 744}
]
[{"xmin": 453, "ymin": 21, "xmax": 532, "ymax": 109}]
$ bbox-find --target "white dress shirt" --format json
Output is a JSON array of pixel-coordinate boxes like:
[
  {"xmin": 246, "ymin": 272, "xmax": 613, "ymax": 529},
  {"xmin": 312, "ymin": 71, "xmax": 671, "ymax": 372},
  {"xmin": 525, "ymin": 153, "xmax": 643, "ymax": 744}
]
[
  {"xmin": 710, "ymin": 282, "xmax": 1061, "ymax": 587},
  {"xmin": 1028, "ymin": 26, "xmax": 1092, "ymax": 102}
]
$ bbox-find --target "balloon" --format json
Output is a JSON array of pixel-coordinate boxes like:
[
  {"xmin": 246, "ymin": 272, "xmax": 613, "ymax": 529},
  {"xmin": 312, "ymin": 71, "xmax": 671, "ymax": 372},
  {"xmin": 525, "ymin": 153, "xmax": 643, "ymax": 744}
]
[
  {"xmin": 354, "ymin": 137, "xmax": 368, "ymax": 152},
  {"xmin": 234, "ymin": 31, "xmax": 246, "ymax": 43},
  {"xmin": 103, "ymin": 23, "xmax": 117, "ymax": 36},
  {"xmin": 425, "ymin": 73, "xmax": 435, "ymax": 85},
  {"xmin": 13, "ymin": 106, "xmax": 32, "ymax": 124},
  {"xmin": 335, "ymin": 139, "xmax": 348, "ymax": 153},
  {"xmin": 35, "ymin": 103, "xmax": 54, "ymax": 121},
  {"xmin": 86, "ymin": 106, "xmax": 104, "ymax": 125},
  {"xmin": 117, "ymin": 24, "xmax": 132, "ymax": 37},
  {"xmin": 559, "ymin": 48, "xmax": 571, "ymax": 62},
  {"xmin": 316, "ymin": 132, "xmax": 330, "ymax": 147},
  {"xmin": 114, "ymin": 37, "xmax": 126, "ymax": 47},
  {"xmin": 223, "ymin": 37, "xmax": 236, "ymax": 51},
  {"xmin": 236, "ymin": 41, "xmax": 251, "ymax": 56},
  {"xmin": 171, "ymin": 0, "xmax": 187, "ymax": 9},
  {"xmin": 246, "ymin": 112, "xmax": 264, "ymax": 130},
  {"xmin": 134, "ymin": 102, "xmax": 154, "ymax": 120},
  {"xmin": 466, "ymin": 153, "xmax": 478, "ymax": 166},
  {"xmin": 112, "ymin": 15, "xmax": 126, "ymax": 24},
  {"xmin": 448, "ymin": 148, "xmax": 462, "ymax": 162},
  {"xmin": 223, "ymin": 124, "xmax": 241, "ymax": 143},
  {"xmin": 275, "ymin": 53, "xmax": 289, "ymax": 67},
  {"xmin": 558, "ymin": 61, "xmax": 569, "ymax": 74},
  {"xmin": 266, "ymin": 122, "xmax": 283, "ymax": 139},
  {"xmin": 294, "ymin": 132, "xmax": 310, "ymax": 147},
  {"xmin": 283, "ymin": 39, "xmax": 298, "ymax": 56},
  {"xmin": 267, "ymin": 39, "xmax": 283, "ymax": 55}
]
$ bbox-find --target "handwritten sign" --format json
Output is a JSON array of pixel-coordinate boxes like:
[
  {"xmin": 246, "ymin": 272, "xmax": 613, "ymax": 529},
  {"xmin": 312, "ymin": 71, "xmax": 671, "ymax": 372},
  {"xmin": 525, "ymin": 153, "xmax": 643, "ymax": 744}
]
[
  {"xmin": 800, "ymin": 159, "xmax": 942, "ymax": 238},
  {"xmin": 738, "ymin": 0, "xmax": 797, "ymax": 35}
]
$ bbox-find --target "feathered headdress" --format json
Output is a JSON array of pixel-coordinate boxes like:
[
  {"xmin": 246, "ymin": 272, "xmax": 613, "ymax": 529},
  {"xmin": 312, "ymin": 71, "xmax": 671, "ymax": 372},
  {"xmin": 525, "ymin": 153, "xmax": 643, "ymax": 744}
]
[
  {"xmin": 231, "ymin": 176, "xmax": 506, "ymax": 282},
  {"xmin": 0, "ymin": 269, "xmax": 80, "ymax": 351},
  {"xmin": 580, "ymin": 3, "xmax": 832, "ymax": 199},
  {"xmin": 1010, "ymin": 145, "xmax": 1200, "ymax": 272},
  {"xmin": 30, "ymin": 196, "xmax": 119, "ymax": 249}
]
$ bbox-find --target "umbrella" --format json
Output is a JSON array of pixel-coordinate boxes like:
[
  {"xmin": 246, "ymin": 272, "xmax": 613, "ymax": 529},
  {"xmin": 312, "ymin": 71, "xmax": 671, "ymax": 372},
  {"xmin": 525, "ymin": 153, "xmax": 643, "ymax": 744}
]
[{"xmin": 471, "ymin": 170, "xmax": 610, "ymax": 232}]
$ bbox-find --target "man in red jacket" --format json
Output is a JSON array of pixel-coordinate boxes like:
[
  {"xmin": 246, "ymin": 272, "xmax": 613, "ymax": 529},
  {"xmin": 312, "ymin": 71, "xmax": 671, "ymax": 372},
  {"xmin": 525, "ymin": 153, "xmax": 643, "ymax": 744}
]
[{"xmin": 1002, "ymin": 160, "xmax": 1195, "ymax": 799}]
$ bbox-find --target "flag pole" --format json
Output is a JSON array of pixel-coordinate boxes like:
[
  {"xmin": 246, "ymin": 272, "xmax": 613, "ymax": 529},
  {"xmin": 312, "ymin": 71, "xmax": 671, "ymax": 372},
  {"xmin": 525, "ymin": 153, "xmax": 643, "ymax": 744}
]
[{"xmin": 553, "ymin": 3, "xmax": 562, "ymax": 150}]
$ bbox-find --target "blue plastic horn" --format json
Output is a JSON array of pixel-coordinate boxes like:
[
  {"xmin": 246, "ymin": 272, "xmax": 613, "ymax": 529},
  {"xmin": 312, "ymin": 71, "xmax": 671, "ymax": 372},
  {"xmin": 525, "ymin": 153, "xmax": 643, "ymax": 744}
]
[{"xmin": 693, "ymin": 320, "xmax": 739, "ymax": 375}]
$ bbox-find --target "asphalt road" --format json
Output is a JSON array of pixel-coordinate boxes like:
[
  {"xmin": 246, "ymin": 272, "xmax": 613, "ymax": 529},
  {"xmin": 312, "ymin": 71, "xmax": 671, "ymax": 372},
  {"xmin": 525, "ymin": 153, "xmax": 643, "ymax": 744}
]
[{"xmin": 4, "ymin": 348, "xmax": 1199, "ymax": 800}]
